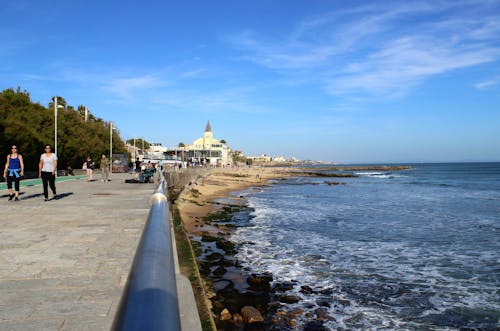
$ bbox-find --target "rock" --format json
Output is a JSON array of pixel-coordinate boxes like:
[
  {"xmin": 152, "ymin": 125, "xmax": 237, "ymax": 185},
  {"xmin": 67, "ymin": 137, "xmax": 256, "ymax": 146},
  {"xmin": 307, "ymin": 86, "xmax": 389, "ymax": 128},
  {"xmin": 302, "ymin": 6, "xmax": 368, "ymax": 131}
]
[
  {"xmin": 233, "ymin": 313, "xmax": 244, "ymax": 325},
  {"xmin": 304, "ymin": 320, "xmax": 328, "ymax": 331},
  {"xmin": 315, "ymin": 308, "xmax": 335, "ymax": 321},
  {"xmin": 205, "ymin": 252, "xmax": 224, "ymax": 261},
  {"xmin": 247, "ymin": 273, "xmax": 272, "ymax": 291},
  {"xmin": 241, "ymin": 306, "xmax": 264, "ymax": 323},
  {"xmin": 220, "ymin": 308, "xmax": 232, "ymax": 321},
  {"xmin": 325, "ymin": 181, "xmax": 346, "ymax": 185},
  {"xmin": 336, "ymin": 298, "xmax": 351, "ymax": 306},
  {"xmin": 300, "ymin": 285, "xmax": 314, "ymax": 294},
  {"xmin": 273, "ymin": 281, "xmax": 296, "ymax": 292},
  {"xmin": 316, "ymin": 299, "xmax": 331, "ymax": 307},
  {"xmin": 288, "ymin": 309, "xmax": 303, "ymax": 317},
  {"xmin": 212, "ymin": 265, "xmax": 227, "ymax": 278},
  {"xmin": 213, "ymin": 279, "xmax": 234, "ymax": 292},
  {"xmin": 279, "ymin": 294, "xmax": 301, "ymax": 304},
  {"xmin": 319, "ymin": 288, "xmax": 334, "ymax": 295},
  {"xmin": 215, "ymin": 238, "xmax": 237, "ymax": 255}
]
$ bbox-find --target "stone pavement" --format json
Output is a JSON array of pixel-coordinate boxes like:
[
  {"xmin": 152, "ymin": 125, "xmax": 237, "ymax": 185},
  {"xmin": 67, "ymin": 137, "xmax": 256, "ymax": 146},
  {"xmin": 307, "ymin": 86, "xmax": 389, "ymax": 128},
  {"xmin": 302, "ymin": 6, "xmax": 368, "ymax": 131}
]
[{"xmin": 0, "ymin": 173, "xmax": 193, "ymax": 331}]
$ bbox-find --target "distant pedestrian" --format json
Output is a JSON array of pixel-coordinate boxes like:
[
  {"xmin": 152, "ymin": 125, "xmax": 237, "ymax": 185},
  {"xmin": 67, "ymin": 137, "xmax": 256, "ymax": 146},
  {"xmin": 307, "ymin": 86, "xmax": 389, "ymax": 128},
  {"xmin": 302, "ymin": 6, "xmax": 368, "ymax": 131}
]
[
  {"xmin": 134, "ymin": 158, "xmax": 141, "ymax": 179},
  {"xmin": 39, "ymin": 144, "xmax": 57, "ymax": 201},
  {"xmin": 85, "ymin": 156, "xmax": 94, "ymax": 181},
  {"xmin": 3, "ymin": 145, "xmax": 24, "ymax": 201},
  {"xmin": 100, "ymin": 154, "xmax": 110, "ymax": 182},
  {"xmin": 66, "ymin": 162, "xmax": 73, "ymax": 176}
]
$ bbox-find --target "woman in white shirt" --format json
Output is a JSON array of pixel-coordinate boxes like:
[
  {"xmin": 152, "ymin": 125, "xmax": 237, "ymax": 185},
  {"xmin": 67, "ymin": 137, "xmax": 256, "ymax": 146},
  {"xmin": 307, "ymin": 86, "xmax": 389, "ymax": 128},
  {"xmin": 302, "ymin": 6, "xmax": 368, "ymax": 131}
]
[{"xmin": 38, "ymin": 144, "xmax": 58, "ymax": 201}]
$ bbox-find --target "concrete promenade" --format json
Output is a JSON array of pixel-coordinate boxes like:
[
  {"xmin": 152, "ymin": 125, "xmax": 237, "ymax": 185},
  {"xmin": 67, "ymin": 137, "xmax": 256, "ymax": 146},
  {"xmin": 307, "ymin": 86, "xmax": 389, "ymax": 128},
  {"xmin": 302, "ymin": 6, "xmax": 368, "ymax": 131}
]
[{"xmin": 0, "ymin": 173, "xmax": 196, "ymax": 330}]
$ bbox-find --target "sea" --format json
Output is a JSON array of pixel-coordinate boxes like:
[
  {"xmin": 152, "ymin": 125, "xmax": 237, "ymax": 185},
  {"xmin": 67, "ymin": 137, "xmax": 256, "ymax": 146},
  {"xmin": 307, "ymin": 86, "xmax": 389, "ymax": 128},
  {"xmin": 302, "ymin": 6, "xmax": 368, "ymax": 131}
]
[{"xmin": 230, "ymin": 163, "xmax": 500, "ymax": 330}]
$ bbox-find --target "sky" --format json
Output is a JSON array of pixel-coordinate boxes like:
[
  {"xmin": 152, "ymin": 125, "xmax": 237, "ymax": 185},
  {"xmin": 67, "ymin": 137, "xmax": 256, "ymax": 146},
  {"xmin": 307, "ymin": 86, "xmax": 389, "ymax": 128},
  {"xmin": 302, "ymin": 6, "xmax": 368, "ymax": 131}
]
[{"xmin": 1, "ymin": 0, "xmax": 499, "ymax": 163}]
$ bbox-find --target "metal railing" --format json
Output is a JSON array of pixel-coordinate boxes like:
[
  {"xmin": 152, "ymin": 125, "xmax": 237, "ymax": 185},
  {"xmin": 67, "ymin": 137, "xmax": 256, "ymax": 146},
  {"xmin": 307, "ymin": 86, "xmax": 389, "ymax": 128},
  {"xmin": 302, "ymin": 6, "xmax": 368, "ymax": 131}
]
[{"xmin": 112, "ymin": 172, "xmax": 181, "ymax": 331}]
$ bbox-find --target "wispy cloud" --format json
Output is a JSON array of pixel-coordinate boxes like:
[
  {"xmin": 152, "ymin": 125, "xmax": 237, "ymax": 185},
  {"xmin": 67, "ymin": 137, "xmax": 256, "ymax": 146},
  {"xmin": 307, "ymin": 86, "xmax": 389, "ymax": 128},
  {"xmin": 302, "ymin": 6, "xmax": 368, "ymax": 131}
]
[
  {"xmin": 102, "ymin": 75, "xmax": 169, "ymax": 99},
  {"xmin": 226, "ymin": 1, "xmax": 500, "ymax": 98},
  {"xmin": 475, "ymin": 75, "xmax": 500, "ymax": 89}
]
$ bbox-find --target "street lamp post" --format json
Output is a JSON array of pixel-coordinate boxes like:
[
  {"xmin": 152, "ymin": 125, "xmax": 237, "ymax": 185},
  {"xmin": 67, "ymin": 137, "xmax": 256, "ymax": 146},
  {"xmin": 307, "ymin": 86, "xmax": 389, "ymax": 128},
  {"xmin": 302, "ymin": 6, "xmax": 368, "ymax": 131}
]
[
  {"xmin": 53, "ymin": 97, "xmax": 64, "ymax": 175},
  {"xmin": 110, "ymin": 122, "xmax": 113, "ymax": 174}
]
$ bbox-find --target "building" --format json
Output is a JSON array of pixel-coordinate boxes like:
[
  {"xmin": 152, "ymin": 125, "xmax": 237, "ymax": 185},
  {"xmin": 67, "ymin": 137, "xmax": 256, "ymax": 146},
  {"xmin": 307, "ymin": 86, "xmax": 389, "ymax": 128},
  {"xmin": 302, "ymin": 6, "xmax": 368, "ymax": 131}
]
[{"xmin": 188, "ymin": 121, "xmax": 232, "ymax": 165}]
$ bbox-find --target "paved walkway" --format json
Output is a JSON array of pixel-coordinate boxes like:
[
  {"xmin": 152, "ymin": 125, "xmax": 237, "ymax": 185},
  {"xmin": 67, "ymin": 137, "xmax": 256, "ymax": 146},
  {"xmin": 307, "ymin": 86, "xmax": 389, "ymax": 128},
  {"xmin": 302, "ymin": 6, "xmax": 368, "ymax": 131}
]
[{"xmin": 0, "ymin": 174, "xmax": 155, "ymax": 330}]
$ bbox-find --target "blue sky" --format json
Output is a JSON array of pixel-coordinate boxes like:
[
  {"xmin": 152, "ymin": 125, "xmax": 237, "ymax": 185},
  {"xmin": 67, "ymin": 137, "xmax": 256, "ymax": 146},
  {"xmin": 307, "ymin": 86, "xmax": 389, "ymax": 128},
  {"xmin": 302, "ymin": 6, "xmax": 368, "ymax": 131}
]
[{"xmin": 1, "ymin": 0, "xmax": 499, "ymax": 163}]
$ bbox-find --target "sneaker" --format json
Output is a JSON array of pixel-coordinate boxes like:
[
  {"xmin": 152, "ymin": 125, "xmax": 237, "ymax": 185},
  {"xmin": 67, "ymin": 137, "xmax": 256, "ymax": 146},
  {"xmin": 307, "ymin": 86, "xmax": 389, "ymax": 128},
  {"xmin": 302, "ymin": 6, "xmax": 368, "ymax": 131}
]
[
  {"xmin": 44, "ymin": 198, "xmax": 49, "ymax": 202},
  {"xmin": 8, "ymin": 194, "xmax": 14, "ymax": 201},
  {"xmin": 53, "ymin": 195, "xmax": 58, "ymax": 200},
  {"xmin": 14, "ymin": 197, "xmax": 19, "ymax": 201}
]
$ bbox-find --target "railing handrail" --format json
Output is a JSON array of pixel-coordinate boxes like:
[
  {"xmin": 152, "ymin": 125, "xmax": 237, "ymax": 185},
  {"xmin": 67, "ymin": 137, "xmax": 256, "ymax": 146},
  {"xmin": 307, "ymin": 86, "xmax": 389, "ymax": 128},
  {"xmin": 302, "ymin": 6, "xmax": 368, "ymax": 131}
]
[{"xmin": 112, "ymin": 172, "xmax": 181, "ymax": 331}]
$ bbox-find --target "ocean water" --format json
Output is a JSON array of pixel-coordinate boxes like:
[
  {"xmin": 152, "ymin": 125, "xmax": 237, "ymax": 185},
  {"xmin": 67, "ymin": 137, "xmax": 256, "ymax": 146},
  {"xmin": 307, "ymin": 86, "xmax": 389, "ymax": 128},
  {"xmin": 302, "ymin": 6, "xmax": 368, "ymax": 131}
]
[{"xmin": 231, "ymin": 163, "xmax": 500, "ymax": 330}]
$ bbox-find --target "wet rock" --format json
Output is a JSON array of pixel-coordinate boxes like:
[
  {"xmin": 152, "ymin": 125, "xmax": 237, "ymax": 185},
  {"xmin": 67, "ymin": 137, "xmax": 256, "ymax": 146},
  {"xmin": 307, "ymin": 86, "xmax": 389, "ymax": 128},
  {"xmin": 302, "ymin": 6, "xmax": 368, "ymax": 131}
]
[
  {"xmin": 279, "ymin": 294, "xmax": 301, "ymax": 304},
  {"xmin": 205, "ymin": 252, "xmax": 224, "ymax": 261},
  {"xmin": 201, "ymin": 234, "xmax": 218, "ymax": 242},
  {"xmin": 220, "ymin": 308, "xmax": 232, "ymax": 321},
  {"xmin": 212, "ymin": 265, "xmax": 227, "ymax": 278},
  {"xmin": 247, "ymin": 273, "xmax": 272, "ymax": 291},
  {"xmin": 316, "ymin": 299, "xmax": 331, "ymax": 307},
  {"xmin": 215, "ymin": 238, "xmax": 237, "ymax": 255},
  {"xmin": 315, "ymin": 307, "xmax": 335, "ymax": 321},
  {"xmin": 241, "ymin": 306, "xmax": 264, "ymax": 323},
  {"xmin": 213, "ymin": 279, "xmax": 234, "ymax": 292},
  {"xmin": 233, "ymin": 313, "xmax": 244, "ymax": 328},
  {"xmin": 319, "ymin": 288, "xmax": 334, "ymax": 295},
  {"xmin": 288, "ymin": 309, "xmax": 303, "ymax": 317},
  {"xmin": 300, "ymin": 285, "xmax": 315, "ymax": 294},
  {"xmin": 273, "ymin": 281, "xmax": 295, "ymax": 292},
  {"xmin": 325, "ymin": 181, "xmax": 346, "ymax": 186},
  {"xmin": 336, "ymin": 298, "xmax": 351, "ymax": 306},
  {"xmin": 304, "ymin": 320, "xmax": 328, "ymax": 331}
]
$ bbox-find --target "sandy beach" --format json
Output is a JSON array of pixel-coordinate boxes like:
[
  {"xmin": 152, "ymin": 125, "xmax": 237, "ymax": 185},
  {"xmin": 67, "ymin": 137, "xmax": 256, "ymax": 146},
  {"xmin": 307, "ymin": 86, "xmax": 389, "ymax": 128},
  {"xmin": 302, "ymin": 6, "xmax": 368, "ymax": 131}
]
[{"xmin": 175, "ymin": 166, "xmax": 290, "ymax": 234}]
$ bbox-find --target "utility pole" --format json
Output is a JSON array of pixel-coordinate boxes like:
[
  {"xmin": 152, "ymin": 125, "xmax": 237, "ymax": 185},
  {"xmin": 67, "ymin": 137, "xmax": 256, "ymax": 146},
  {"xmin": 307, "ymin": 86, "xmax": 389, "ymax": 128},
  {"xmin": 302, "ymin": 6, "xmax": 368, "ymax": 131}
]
[{"xmin": 110, "ymin": 122, "xmax": 113, "ymax": 173}]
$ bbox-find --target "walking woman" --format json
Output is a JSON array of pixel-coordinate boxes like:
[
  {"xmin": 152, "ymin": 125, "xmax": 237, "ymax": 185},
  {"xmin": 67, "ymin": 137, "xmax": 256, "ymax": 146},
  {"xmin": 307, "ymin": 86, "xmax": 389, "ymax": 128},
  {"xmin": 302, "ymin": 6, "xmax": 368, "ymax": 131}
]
[
  {"xmin": 3, "ymin": 145, "xmax": 24, "ymax": 201},
  {"xmin": 85, "ymin": 156, "xmax": 95, "ymax": 181},
  {"xmin": 39, "ymin": 144, "xmax": 58, "ymax": 201}
]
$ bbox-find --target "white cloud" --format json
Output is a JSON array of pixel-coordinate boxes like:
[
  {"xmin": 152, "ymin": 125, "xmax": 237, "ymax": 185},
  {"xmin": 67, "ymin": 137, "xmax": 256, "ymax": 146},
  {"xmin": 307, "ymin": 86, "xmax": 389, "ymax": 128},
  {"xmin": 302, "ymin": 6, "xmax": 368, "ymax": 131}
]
[
  {"xmin": 475, "ymin": 76, "xmax": 500, "ymax": 89},
  {"xmin": 102, "ymin": 75, "xmax": 168, "ymax": 100},
  {"xmin": 226, "ymin": 0, "xmax": 500, "ymax": 98}
]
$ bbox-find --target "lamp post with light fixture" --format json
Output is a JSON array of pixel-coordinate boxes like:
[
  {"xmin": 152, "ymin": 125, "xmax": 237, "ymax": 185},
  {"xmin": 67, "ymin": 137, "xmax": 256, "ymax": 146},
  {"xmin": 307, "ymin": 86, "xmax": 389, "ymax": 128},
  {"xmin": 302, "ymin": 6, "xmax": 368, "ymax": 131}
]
[{"xmin": 54, "ymin": 97, "xmax": 64, "ymax": 175}]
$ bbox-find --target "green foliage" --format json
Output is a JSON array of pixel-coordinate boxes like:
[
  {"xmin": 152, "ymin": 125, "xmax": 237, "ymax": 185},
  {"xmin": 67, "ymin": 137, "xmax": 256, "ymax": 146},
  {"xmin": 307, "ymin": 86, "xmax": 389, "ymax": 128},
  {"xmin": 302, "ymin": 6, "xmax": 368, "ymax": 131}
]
[
  {"xmin": 0, "ymin": 88, "xmax": 126, "ymax": 171},
  {"xmin": 126, "ymin": 138, "xmax": 150, "ymax": 149},
  {"xmin": 178, "ymin": 142, "xmax": 185, "ymax": 147}
]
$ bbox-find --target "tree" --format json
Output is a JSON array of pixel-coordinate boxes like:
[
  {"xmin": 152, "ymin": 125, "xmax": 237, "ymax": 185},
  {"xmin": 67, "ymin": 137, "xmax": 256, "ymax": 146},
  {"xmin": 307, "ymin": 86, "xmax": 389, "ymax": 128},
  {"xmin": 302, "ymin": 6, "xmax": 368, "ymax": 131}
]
[
  {"xmin": 126, "ymin": 138, "xmax": 150, "ymax": 150},
  {"xmin": 0, "ymin": 88, "xmax": 126, "ymax": 173},
  {"xmin": 178, "ymin": 142, "xmax": 185, "ymax": 147},
  {"xmin": 220, "ymin": 139, "xmax": 226, "ymax": 144}
]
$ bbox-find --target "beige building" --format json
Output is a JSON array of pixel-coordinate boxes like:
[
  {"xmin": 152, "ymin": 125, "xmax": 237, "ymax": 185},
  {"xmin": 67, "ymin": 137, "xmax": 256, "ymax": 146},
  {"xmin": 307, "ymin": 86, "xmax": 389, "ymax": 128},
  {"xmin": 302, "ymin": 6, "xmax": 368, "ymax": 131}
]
[{"xmin": 188, "ymin": 121, "xmax": 232, "ymax": 165}]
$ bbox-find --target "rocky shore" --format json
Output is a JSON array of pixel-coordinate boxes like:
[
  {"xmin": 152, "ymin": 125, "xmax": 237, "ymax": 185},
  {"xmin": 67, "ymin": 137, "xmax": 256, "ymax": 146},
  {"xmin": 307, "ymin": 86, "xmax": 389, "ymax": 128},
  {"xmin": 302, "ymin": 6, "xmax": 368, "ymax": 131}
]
[{"xmin": 174, "ymin": 165, "xmax": 412, "ymax": 330}]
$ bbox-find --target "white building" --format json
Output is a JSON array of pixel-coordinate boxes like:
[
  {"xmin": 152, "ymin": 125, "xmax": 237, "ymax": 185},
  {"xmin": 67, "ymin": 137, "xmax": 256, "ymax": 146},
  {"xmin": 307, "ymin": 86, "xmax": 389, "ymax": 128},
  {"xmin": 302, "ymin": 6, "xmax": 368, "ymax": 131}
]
[{"xmin": 187, "ymin": 121, "xmax": 232, "ymax": 165}]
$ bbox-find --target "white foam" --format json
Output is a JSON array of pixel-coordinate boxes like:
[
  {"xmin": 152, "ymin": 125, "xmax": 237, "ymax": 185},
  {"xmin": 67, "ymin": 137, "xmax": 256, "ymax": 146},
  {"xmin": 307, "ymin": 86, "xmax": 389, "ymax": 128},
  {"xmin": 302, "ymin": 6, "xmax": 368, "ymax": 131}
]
[{"xmin": 230, "ymin": 179, "xmax": 500, "ymax": 329}]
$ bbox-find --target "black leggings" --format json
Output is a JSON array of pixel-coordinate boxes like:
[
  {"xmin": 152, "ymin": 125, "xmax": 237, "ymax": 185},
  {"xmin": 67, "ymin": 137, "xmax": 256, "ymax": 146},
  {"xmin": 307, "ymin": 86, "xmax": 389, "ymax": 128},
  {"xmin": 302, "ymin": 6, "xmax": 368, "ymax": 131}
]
[
  {"xmin": 41, "ymin": 171, "xmax": 56, "ymax": 198},
  {"xmin": 7, "ymin": 175, "xmax": 20, "ymax": 192}
]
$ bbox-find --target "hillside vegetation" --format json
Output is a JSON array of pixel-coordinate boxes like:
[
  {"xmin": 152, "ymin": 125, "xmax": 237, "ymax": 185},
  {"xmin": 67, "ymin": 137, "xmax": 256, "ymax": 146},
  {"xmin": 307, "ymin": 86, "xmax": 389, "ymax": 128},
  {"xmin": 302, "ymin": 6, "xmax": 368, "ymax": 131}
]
[{"xmin": 0, "ymin": 87, "xmax": 126, "ymax": 172}]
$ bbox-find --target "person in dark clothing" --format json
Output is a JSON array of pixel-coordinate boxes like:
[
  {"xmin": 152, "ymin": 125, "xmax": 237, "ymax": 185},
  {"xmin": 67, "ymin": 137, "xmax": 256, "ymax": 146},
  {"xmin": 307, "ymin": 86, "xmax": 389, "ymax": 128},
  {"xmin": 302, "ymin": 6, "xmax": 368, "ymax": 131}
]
[{"xmin": 3, "ymin": 145, "xmax": 24, "ymax": 201}]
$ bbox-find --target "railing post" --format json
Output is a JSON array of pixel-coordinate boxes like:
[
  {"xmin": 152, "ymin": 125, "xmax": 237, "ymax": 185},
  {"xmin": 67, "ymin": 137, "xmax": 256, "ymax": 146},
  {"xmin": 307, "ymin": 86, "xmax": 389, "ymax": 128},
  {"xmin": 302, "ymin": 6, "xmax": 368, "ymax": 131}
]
[{"xmin": 112, "ymin": 173, "xmax": 181, "ymax": 331}]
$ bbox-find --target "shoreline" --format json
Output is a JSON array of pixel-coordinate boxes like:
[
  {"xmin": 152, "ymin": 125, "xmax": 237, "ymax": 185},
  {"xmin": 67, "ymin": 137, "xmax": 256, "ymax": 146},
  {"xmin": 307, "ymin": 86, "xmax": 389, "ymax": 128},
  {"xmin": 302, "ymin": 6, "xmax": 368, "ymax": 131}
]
[
  {"xmin": 173, "ymin": 165, "xmax": 415, "ymax": 330},
  {"xmin": 174, "ymin": 167, "xmax": 293, "ymax": 330}
]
